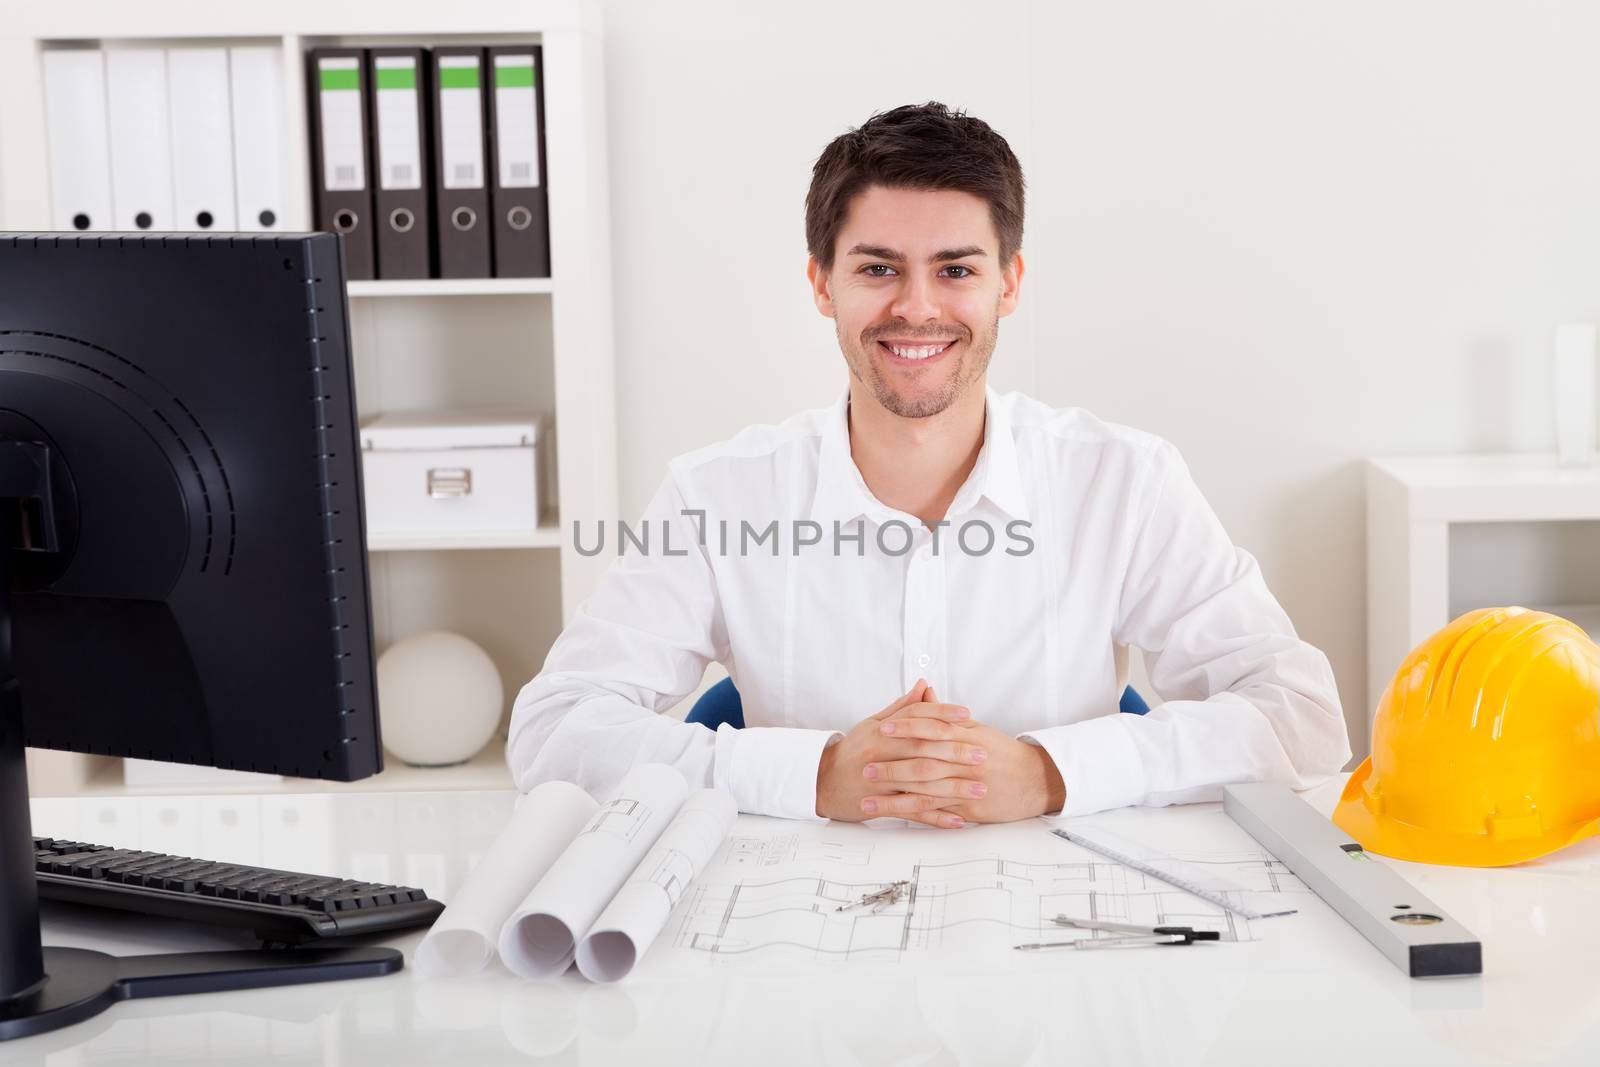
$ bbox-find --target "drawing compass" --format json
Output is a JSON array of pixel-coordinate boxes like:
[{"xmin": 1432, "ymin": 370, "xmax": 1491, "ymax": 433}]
[
  {"xmin": 1014, "ymin": 916, "xmax": 1222, "ymax": 951},
  {"xmin": 836, "ymin": 880, "xmax": 909, "ymax": 913}
]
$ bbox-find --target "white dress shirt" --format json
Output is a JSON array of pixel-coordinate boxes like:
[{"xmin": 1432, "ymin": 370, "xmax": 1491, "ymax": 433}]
[{"xmin": 508, "ymin": 387, "xmax": 1350, "ymax": 820}]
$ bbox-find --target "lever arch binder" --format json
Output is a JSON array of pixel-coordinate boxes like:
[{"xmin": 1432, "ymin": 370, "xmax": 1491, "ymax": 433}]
[
  {"xmin": 487, "ymin": 46, "xmax": 550, "ymax": 278},
  {"xmin": 369, "ymin": 47, "xmax": 433, "ymax": 278},
  {"xmin": 308, "ymin": 48, "xmax": 376, "ymax": 280},
  {"xmin": 105, "ymin": 49, "xmax": 174, "ymax": 231},
  {"xmin": 41, "ymin": 50, "xmax": 114, "ymax": 232},
  {"xmin": 167, "ymin": 48, "xmax": 237, "ymax": 231},
  {"xmin": 229, "ymin": 45, "xmax": 286, "ymax": 232},
  {"xmin": 430, "ymin": 46, "xmax": 492, "ymax": 278}
]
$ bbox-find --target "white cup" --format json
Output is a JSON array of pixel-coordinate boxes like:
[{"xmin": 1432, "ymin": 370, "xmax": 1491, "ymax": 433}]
[{"xmin": 1553, "ymin": 323, "xmax": 1597, "ymax": 467}]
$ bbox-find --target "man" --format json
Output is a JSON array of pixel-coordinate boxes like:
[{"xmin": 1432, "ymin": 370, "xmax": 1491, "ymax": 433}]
[{"xmin": 508, "ymin": 102, "xmax": 1350, "ymax": 829}]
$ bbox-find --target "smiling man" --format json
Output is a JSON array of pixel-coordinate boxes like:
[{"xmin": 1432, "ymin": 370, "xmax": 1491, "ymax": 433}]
[{"xmin": 508, "ymin": 102, "xmax": 1350, "ymax": 827}]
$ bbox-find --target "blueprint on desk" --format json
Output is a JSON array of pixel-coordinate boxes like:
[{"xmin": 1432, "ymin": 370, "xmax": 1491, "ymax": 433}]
[{"xmin": 649, "ymin": 804, "xmax": 1317, "ymax": 976}]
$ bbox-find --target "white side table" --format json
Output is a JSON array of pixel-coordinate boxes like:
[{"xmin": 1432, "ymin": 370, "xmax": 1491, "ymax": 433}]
[{"xmin": 1366, "ymin": 453, "xmax": 1600, "ymax": 738}]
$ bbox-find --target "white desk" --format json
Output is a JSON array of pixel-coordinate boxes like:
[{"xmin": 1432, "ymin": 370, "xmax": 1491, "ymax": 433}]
[{"xmin": 18, "ymin": 780, "xmax": 1600, "ymax": 1066}]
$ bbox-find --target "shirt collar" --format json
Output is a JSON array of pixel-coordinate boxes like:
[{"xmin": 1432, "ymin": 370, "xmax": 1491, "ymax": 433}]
[
  {"xmin": 809, "ymin": 385, "xmax": 1031, "ymax": 527},
  {"xmin": 971, "ymin": 386, "xmax": 1031, "ymax": 522}
]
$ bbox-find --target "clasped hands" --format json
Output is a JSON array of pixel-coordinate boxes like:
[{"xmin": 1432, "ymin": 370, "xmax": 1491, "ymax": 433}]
[{"xmin": 815, "ymin": 680, "xmax": 1067, "ymax": 828}]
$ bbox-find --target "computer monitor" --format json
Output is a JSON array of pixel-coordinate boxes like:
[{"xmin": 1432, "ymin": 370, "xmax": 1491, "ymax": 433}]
[{"xmin": 0, "ymin": 233, "xmax": 393, "ymax": 1035}]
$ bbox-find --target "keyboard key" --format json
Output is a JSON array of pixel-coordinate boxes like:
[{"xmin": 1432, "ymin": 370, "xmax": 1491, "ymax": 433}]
[
  {"xmin": 105, "ymin": 854, "xmax": 170, "ymax": 882},
  {"xmin": 69, "ymin": 850, "xmax": 143, "ymax": 878},
  {"xmin": 41, "ymin": 851, "xmax": 113, "ymax": 873}
]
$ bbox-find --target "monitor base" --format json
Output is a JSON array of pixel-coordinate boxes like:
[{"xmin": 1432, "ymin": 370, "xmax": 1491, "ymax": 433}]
[{"xmin": 0, "ymin": 944, "xmax": 402, "ymax": 1041}]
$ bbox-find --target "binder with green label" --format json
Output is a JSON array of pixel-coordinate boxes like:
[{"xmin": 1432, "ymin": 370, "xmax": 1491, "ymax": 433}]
[
  {"xmin": 307, "ymin": 48, "xmax": 376, "ymax": 280},
  {"xmin": 429, "ymin": 46, "xmax": 492, "ymax": 278},
  {"xmin": 487, "ymin": 46, "xmax": 550, "ymax": 279},
  {"xmin": 368, "ymin": 47, "xmax": 433, "ymax": 279}
]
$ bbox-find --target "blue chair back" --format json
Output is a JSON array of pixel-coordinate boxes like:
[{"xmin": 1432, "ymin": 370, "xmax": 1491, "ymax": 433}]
[
  {"xmin": 686, "ymin": 676, "xmax": 1148, "ymax": 730},
  {"xmin": 686, "ymin": 675, "xmax": 748, "ymax": 730}
]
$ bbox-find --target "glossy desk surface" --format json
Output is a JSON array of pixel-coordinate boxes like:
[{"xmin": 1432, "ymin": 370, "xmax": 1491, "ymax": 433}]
[{"xmin": 16, "ymin": 778, "xmax": 1600, "ymax": 1067}]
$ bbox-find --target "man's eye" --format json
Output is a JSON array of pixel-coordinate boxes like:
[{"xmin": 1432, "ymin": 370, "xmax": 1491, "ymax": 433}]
[
  {"xmin": 863, "ymin": 264, "xmax": 895, "ymax": 277},
  {"xmin": 942, "ymin": 265, "xmax": 973, "ymax": 279}
]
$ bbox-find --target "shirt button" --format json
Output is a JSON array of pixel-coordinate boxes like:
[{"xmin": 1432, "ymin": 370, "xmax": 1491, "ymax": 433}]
[{"xmin": 916, "ymin": 653, "xmax": 931, "ymax": 668}]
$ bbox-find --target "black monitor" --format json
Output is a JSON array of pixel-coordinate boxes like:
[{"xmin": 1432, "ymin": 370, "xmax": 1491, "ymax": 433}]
[{"xmin": 0, "ymin": 233, "xmax": 392, "ymax": 1034}]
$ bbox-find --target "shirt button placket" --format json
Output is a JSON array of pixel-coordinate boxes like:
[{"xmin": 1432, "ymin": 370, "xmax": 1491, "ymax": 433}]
[{"xmin": 903, "ymin": 529, "xmax": 942, "ymax": 691}]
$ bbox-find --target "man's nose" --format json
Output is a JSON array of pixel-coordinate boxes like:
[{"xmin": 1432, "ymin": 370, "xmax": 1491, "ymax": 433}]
[{"xmin": 889, "ymin": 271, "xmax": 940, "ymax": 323}]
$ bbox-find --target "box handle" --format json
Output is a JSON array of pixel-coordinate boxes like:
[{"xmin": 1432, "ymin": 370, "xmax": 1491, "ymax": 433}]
[{"xmin": 426, "ymin": 467, "xmax": 473, "ymax": 499}]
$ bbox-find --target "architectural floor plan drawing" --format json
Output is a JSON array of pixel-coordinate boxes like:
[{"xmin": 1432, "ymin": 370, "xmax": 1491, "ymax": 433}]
[
  {"xmin": 584, "ymin": 797, "xmax": 654, "ymax": 843},
  {"xmin": 721, "ymin": 833, "xmax": 874, "ymax": 870},
  {"xmin": 660, "ymin": 807, "xmax": 1313, "ymax": 972},
  {"xmin": 636, "ymin": 845, "xmax": 699, "ymax": 903}
]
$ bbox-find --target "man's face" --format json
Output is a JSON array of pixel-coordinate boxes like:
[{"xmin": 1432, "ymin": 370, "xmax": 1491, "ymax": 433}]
[{"xmin": 808, "ymin": 184, "xmax": 1023, "ymax": 419}]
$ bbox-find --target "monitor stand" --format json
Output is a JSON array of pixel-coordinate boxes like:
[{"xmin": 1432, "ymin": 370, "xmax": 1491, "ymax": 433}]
[{"xmin": 0, "ymin": 444, "xmax": 403, "ymax": 1042}]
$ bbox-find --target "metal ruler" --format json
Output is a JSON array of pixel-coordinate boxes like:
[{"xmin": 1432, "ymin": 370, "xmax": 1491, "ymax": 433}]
[
  {"xmin": 1224, "ymin": 783, "xmax": 1482, "ymax": 978},
  {"xmin": 1050, "ymin": 828, "xmax": 1297, "ymax": 920}
]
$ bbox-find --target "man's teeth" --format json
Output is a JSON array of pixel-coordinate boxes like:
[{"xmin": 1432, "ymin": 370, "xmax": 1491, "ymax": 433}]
[{"xmin": 885, "ymin": 341, "xmax": 953, "ymax": 360}]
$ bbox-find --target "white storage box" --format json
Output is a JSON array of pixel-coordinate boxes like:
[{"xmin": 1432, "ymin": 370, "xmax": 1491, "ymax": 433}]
[{"xmin": 360, "ymin": 410, "xmax": 543, "ymax": 538}]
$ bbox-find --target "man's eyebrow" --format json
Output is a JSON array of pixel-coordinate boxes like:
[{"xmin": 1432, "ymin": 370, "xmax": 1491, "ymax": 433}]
[{"xmin": 845, "ymin": 243, "xmax": 988, "ymax": 262}]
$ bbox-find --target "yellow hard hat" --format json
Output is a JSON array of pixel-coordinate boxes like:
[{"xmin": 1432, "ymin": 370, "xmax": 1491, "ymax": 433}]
[{"xmin": 1334, "ymin": 606, "xmax": 1600, "ymax": 867}]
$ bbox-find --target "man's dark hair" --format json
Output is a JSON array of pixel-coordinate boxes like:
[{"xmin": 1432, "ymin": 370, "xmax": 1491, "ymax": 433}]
[{"xmin": 805, "ymin": 101, "xmax": 1026, "ymax": 273}]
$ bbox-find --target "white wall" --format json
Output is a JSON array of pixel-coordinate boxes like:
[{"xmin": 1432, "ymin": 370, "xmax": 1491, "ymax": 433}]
[{"xmin": 598, "ymin": 0, "xmax": 1600, "ymax": 758}]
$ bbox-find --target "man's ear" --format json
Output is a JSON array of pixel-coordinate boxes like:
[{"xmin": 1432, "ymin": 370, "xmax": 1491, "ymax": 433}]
[
  {"xmin": 998, "ymin": 252, "xmax": 1025, "ymax": 318},
  {"xmin": 806, "ymin": 256, "xmax": 836, "ymax": 318}
]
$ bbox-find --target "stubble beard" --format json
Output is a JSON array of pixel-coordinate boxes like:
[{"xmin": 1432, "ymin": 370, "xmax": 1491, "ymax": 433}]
[{"xmin": 840, "ymin": 305, "xmax": 1000, "ymax": 420}]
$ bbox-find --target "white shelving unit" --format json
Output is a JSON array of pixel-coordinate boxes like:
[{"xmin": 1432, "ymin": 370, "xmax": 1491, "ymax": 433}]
[
  {"xmin": 2, "ymin": 0, "xmax": 617, "ymax": 796},
  {"xmin": 347, "ymin": 278, "xmax": 555, "ymax": 298},
  {"xmin": 1366, "ymin": 453, "xmax": 1600, "ymax": 738},
  {"xmin": 366, "ymin": 524, "xmax": 564, "ymax": 553}
]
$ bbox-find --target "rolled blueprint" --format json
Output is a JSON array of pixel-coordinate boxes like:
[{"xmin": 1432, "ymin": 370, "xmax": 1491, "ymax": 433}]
[
  {"xmin": 576, "ymin": 788, "xmax": 737, "ymax": 982},
  {"xmin": 414, "ymin": 780, "xmax": 599, "ymax": 979},
  {"xmin": 499, "ymin": 763, "xmax": 689, "ymax": 978}
]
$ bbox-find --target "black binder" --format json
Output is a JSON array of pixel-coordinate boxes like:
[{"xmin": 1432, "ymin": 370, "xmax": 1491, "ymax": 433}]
[
  {"xmin": 306, "ymin": 48, "xmax": 376, "ymax": 281},
  {"xmin": 429, "ymin": 46, "xmax": 492, "ymax": 278},
  {"xmin": 486, "ymin": 46, "xmax": 551, "ymax": 278},
  {"xmin": 367, "ymin": 47, "xmax": 434, "ymax": 280}
]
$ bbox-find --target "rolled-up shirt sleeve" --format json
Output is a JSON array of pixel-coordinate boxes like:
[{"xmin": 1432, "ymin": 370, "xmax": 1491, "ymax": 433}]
[
  {"xmin": 506, "ymin": 473, "xmax": 838, "ymax": 820},
  {"xmin": 1019, "ymin": 439, "xmax": 1351, "ymax": 816}
]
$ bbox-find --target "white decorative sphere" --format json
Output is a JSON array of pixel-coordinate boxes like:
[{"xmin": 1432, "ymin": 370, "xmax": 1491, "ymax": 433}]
[{"xmin": 377, "ymin": 630, "xmax": 505, "ymax": 767}]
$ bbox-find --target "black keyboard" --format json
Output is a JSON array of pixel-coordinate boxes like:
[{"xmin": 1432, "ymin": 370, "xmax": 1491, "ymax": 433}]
[{"xmin": 33, "ymin": 836, "xmax": 444, "ymax": 946}]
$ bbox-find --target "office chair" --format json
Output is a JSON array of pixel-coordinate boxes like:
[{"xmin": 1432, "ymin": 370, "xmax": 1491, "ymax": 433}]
[{"xmin": 685, "ymin": 676, "xmax": 1150, "ymax": 730}]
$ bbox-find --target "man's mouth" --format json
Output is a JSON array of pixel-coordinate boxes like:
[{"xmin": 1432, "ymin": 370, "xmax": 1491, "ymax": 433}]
[{"xmin": 876, "ymin": 338, "xmax": 958, "ymax": 363}]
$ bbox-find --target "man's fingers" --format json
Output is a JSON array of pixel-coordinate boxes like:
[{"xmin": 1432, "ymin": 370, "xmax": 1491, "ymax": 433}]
[
  {"xmin": 866, "ymin": 776, "xmax": 987, "ymax": 801},
  {"xmin": 903, "ymin": 808, "xmax": 967, "ymax": 830},
  {"xmin": 872, "ymin": 678, "xmax": 931, "ymax": 720},
  {"xmin": 869, "ymin": 741, "xmax": 987, "ymax": 778},
  {"xmin": 885, "ymin": 701, "xmax": 975, "ymax": 726},
  {"xmin": 859, "ymin": 792, "xmax": 961, "ymax": 819},
  {"xmin": 865, "ymin": 753, "xmax": 986, "ymax": 784},
  {"xmin": 879, "ymin": 715, "xmax": 971, "ymax": 741}
]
